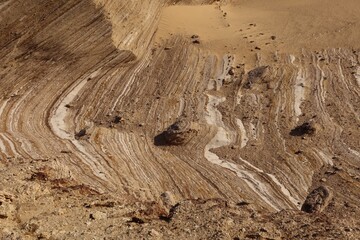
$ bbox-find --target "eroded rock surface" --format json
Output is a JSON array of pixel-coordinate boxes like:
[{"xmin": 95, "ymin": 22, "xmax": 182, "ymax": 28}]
[{"xmin": 0, "ymin": 0, "xmax": 360, "ymax": 238}]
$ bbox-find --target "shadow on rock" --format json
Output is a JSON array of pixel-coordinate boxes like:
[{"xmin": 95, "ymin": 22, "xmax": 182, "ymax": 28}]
[
  {"xmin": 154, "ymin": 132, "xmax": 169, "ymax": 146},
  {"xmin": 290, "ymin": 122, "xmax": 317, "ymax": 136}
]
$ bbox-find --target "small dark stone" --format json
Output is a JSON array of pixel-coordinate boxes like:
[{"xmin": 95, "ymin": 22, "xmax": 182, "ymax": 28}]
[
  {"xmin": 325, "ymin": 170, "xmax": 336, "ymax": 175},
  {"xmin": 228, "ymin": 67, "xmax": 235, "ymax": 76},
  {"xmin": 237, "ymin": 201, "xmax": 250, "ymax": 206},
  {"xmin": 75, "ymin": 129, "xmax": 87, "ymax": 139},
  {"xmin": 28, "ymin": 172, "xmax": 48, "ymax": 182},
  {"xmin": 94, "ymin": 201, "xmax": 116, "ymax": 208},
  {"xmin": 270, "ymin": 36, "xmax": 276, "ymax": 40},
  {"xmin": 113, "ymin": 116, "xmax": 122, "ymax": 124},
  {"xmin": 60, "ymin": 150, "xmax": 71, "ymax": 154},
  {"xmin": 83, "ymin": 203, "xmax": 91, "ymax": 208},
  {"xmin": 128, "ymin": 217, "xmax": 145, "ymax": 224}
]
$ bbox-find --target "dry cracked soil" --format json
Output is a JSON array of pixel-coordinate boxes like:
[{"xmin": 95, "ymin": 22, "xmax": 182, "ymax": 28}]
[{"xmin": 0, "ymin": 0, "xmax": 360, "ymax": 239}]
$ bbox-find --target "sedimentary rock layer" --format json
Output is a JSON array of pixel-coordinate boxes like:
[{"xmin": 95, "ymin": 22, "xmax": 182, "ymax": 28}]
[{"xmin": 0, "ymin": 0, "xmax": 359, "ymax": 214}]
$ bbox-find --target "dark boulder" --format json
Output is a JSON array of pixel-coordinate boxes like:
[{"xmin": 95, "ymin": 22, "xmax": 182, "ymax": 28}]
[
  {"xmin": 301, "ymin": 186, "xmax": 332, "ymax": 213},
  {"xmin": 155, "ymin": 118, "xmax": 199, "ymax": 146},
  {"xmin": 244, "ymin": 66, "xmax": 269, "ymax": 88},
  {"xmin": 75, "ymin": 128, "xmax": 87, "ymax": 140}
]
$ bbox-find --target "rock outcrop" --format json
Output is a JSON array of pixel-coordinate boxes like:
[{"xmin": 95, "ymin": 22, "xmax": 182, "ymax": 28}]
[
  {"xmin": 159, "ymin": 118, "xmax": 200, "ymax": 146},
  {"xmin": 301, "ymin": 186, "xmax": 333, "ymax": 213}
]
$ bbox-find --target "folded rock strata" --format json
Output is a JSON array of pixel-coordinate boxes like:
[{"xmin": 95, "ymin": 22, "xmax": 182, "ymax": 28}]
[{"xmin": 0, "ymin": 0, "xmax": 360, "ymax": 238}]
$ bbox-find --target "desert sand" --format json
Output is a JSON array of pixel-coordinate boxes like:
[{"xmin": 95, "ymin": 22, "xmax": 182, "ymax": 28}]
[{"xmin": 0, "ymin": 0, "xmax": 359, "ymax": 239}]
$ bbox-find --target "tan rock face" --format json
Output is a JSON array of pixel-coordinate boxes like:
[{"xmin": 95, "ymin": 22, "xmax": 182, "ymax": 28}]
[{"xmin": 0, "ymin": 0, "xmax": 360, "ymax": 238}]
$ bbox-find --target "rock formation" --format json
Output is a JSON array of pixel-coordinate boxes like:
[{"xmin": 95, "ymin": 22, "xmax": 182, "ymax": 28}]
[
  {"xmin": 156, "ymin": 117, "xmax": 199, "ymax": 146},
  {"xmin": 301, "ymin": 186, "xmax": 333, "ymax": 213},
  {"xmin": 0, "ymin": 0, "xmax": 360, "ymax": 238}
]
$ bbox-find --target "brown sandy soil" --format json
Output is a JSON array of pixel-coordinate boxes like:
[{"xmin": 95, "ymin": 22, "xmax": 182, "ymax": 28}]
[{"xmin": 0, "ymin": 0, "xmax": 359, "ymax": 239}]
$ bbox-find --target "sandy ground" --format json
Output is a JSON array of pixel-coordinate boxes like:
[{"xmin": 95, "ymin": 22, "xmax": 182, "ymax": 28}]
[{"xmin": 156, "ymin": 0, "xmax": 360, "ymax": 66}]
